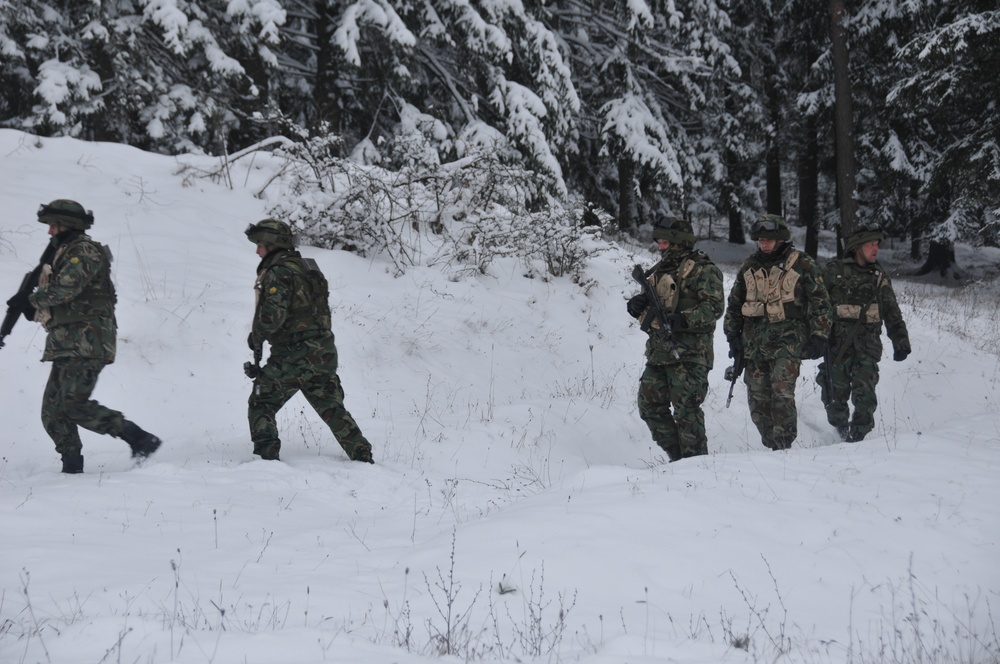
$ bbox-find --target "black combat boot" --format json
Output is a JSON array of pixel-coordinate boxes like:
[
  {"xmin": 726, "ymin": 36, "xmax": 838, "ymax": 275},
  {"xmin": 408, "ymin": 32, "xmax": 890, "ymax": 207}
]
[
  {"xmin": 61, "ymin": 453, "xmax": 84, "ymax": 474},
  {"xmin": 254, "ymin": 441, "xmax": 280, "ymax": 460},
  {"xmin": 351, "ymin": 446, "xmax": 374, "ymax": 464},
  {"xmin": 121, "ymin": 422, "xmax": 162, "ymax": 459},
  {"xmin": 771, "ymin": 435, "xmax": 794, "ymax": 451}
]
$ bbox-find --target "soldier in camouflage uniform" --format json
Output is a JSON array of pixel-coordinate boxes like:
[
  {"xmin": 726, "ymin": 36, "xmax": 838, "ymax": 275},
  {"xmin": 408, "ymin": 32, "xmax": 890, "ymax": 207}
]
[
  {"xmin": 245, "ymin": 219, "xmax": 374, "ymax": 463},
  {"xmin": 724, "ymin": 214, "xmax": 831, "ymax": 451},
  {"xmin": 817, "ymin": 226, "xmax": 910, "ymax": 442},
  {"xmin": 19, "ymin": 200, "xmax": 161, "ymax": 473},
  {"xmin": 626, "ymin": 216, "xmax": 724, "ymax": 461}
]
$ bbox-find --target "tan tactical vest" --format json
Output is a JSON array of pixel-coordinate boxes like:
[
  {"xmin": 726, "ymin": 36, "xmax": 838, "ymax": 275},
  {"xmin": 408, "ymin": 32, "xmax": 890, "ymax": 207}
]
[
  {"xmin": 644, "ymin": 258, "xmax": 696, "ymax": 330},
  {"xmin": 741, "ymin": 251, "xmax": 801, "ymax": 322}
]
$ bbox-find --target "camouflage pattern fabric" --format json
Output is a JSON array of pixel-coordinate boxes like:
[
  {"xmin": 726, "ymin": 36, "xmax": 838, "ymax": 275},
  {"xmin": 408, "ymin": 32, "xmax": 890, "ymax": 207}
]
[
  {"xmin": 724, "ymin": 242, "xmax": 831, "ymax": 449},
  {"xmin": 42, "ymin": 358, "xmax": 126, "ymax": 457},
  {"xmin": 249, "ymin": 336, "xmax": 372, "ymax": 460},
  {"xmin": 251, "ymin": 249, "xmax": 331, "ymax": 348},
  {"xmin": 745, "ymin": 357, "xmax": 801, "ymax": 450},
  {"xmin": 26, "ymin": 230, "xmax": 128, "ymax": 460},
  {"xmin": 818, "ymin": 257, "xmax": 910, "ymax": 440},
  {"xmin": 28, "ymin": 231, "xmax": 117, "ymax": 362},
  {"xmin": 249, "ymin": 249, "xmax": 372, "ymax": 461},
  {"xmin": 635, "ymin": 246, "xmax": 724, "ymax": 459},
  {"xmin": 817, "ymin": 355, "xmax": 879, "ymax": 440},
  {"xmin": 638, "ymin": 362, "xmax": 710, "ymax": 458}
]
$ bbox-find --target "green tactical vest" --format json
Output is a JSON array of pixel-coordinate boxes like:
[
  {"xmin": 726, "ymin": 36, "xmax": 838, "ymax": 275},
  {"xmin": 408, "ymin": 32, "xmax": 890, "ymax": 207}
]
[
  {"xmin": 47, "ymin": 237, "xmax": 117, "ymax": 328},
  {"xmin": 259, "ymin": 253, "xmax": 332, "ymax": 344}
]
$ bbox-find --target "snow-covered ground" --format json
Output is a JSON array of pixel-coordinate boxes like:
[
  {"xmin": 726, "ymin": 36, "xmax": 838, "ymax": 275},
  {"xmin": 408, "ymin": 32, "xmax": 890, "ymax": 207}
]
[{"xmin": 1, "ymin": 130, "xmax": 997, "ymax": 663}]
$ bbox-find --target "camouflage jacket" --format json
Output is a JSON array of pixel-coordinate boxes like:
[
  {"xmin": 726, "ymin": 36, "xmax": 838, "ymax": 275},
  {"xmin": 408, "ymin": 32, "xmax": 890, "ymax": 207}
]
[
  {"xmin": 820, "ymin": 257, "xmax": 910, "ymax": 360},
  {"xmin": 724, "ymin": 242, "xmax": 831, "ymax": 361},
  {"xmin": 642, "ymin": 247, "xmax": 725, "ymax": 366},
  {"xmin": 28, "ymin": 231, "xmax": 117, "ymax": 362},
  {"xmin": 252, "ymin": 249, "xmax": 333, "ymax": 349}
]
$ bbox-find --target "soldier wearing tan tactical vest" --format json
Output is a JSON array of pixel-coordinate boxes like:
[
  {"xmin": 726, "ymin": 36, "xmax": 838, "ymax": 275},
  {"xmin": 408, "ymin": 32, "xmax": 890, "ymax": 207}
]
[
  {"xmin": 626, "ymin": 216, "xmax": 724, "ymax": 461},
  {"xmin": 724, "ymin": 214, "xmax": 832, "ymax": 451},
  {"xmin": 818, "ymin": 225, "xmax": 910, "ymax": 442},
  {"xmin": 245, "ymin": 219, "xmax": 374, "ymax": 463},
  {"xmin": 19, "ymin": 200, "xmax": 161, "ymax": 473}
]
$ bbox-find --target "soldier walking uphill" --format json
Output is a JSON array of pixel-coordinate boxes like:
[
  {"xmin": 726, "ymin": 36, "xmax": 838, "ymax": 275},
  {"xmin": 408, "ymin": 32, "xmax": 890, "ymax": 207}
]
[
  {"xmin": 245, "ymin": 219, "xmax": 374, "ymax": 463},
  {"xmin": 818, "ymin": 226, "xmax": 910, "ymax": 442},
  {"xmin": 6, "ymin": 200, "xmax": 161, "ymax": 473},
  {"xmin": 626, "ymin": 216, "xmax": 724, "ymax": 461},
  {"xmin": 724, "ymin": 214, "xmax": 831, "ymax": 451}
]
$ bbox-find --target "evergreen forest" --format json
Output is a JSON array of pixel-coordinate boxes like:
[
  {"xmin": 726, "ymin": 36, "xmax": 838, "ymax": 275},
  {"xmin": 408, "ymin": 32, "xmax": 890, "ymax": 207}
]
[{"xmin": 2, "ymin": 1, "xmax": 997, "ymax": 270}]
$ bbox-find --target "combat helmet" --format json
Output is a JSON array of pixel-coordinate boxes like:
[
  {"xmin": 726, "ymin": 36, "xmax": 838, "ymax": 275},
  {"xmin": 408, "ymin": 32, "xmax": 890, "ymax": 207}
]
[
  {"xmin": 749, "ymin": 214, "xmax": 790, "ymax": 241},
  {"xmin": 844, "ymin": 224, "xmax": 884, "ymax": 253},
  {"xmin": 245, "ymin": 218, "xmax": 295, "ymax": 249},
  {"xmin": 652, "ymin": 215, "xmax": 696, "ymax": 247},
  {"xmin": 37, "ymin": 199, "xmax": 94, "ymax": 230}
]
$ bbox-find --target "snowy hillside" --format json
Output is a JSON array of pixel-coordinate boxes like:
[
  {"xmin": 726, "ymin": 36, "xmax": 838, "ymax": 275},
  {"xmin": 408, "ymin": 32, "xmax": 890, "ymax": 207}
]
[{"xmin": 0, "ymin": 130, "xmax": 997, "ymax": 664}]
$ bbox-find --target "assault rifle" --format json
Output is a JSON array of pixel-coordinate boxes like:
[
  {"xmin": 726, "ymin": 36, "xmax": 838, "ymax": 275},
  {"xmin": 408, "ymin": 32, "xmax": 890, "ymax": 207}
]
[
  {"xmin": 631, "ymin": 264, "xmax": 680, "ymax": 360},
  {"xmin": 724, "ymin": 352, "xmax": 746, "ymax": 408},
  {"xmin": 820, "ymin": 349, "xmax": 835, "ymax": 407},
  {"xmin": 1, "ymin": 242, "xmax": 56, "ymax": 349},
  {"xmin": 244, "ymin": 342, "xmax": 262, "ymax": 381}
]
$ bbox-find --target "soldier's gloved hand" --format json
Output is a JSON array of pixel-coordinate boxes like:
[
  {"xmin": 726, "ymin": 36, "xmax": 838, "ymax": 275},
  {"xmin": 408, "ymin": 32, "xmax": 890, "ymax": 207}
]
[
  {"xmin": 626, "ymin": 293, "xmax": 648, "ymax": 319},
  {"xmin": 804, "ymin": 334, "xmax": 828, "ymax": 360},
  {"xmin": 662, "ymin": 313, "xmax": 688, "ymax": 329},
  {"xmin": 6, "ymin": 290, "xmax": 31, "ymax": 311},
  {"xmin": 727, "ymin": 335, "xmax": 743, "ymax": 359},
  {"xmin": 893, "ymin": 347, "xmax": 910, "ymax": 362},
  {"xmin": 243, "ymin": 361, "xmax": 260, "ymax": 379}
]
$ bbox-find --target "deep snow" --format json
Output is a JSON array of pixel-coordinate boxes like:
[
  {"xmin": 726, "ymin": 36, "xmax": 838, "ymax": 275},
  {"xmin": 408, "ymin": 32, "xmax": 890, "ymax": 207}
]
[{"xmin": 1, "ymin": 130, "xmax": 998, "ymax": 664}]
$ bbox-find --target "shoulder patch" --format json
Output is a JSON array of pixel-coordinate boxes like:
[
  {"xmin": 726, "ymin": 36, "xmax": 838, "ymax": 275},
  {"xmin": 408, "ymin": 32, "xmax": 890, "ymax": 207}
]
[
  {"xmin": 268, "ymin": 286, "xmax": 278, "ymax": 294},
  {"xmin": 70, "ymin": 257, "xmax": 80, "ymax": 264}
]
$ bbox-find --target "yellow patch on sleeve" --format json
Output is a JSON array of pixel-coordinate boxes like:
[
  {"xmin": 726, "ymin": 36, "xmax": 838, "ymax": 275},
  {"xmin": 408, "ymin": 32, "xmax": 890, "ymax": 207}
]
[
  {"xmin": 268, "ymin": 286, "xmax": 278, "ymax": 294},
  {"xmin": 70, "ymin": 257, "xmax": 80, "ymax": 264}
]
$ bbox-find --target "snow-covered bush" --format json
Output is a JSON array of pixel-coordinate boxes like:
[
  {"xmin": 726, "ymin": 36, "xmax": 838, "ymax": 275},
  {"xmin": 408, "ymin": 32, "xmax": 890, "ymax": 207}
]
[{"xmin": 260, "ymin": 123, "xmax": 611, "ymax": 281}]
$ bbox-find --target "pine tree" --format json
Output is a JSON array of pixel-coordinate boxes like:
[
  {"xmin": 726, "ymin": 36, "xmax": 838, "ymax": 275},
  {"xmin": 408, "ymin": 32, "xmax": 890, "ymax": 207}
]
[{"xmin": 0, "ymin": 1, "xmax": 286, "ymax": 154}]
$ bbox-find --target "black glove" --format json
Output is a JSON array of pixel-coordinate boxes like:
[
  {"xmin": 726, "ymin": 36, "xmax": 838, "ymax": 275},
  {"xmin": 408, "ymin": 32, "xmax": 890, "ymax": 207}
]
[
  {"xmin": 804, "ymin": 335, "xmax": 828, "ymax": 360},
  {"xmin": 626, "ymin": 293, "xmax": 648, "ymax": 319},
  {"xmin": 661, "ymin": 313, "xmax": 687, "ymax": 329},
  {"xmin": 893, "ymin": 347, "xmax": 910, "ymax": 362},
  {"xmin": 727, "ymin": 335, "xmax": 743, "ymax": 359},
  {"xmin": 243, "ymin": 361, "xmax": 260, "ymax": 379},
  {"xmin": 6, "ymin": 290, "xmax": 31, "ymax": 311}
]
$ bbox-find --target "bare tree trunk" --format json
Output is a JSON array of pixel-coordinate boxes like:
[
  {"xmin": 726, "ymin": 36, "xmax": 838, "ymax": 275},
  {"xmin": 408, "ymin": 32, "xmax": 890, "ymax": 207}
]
[
  {"xmin": 799, "ymin": 114, "xmax": 820, "ymax": 259},
  {"xmin": 314, "ymin": 2, "xmax": 341, "ymax": 134},
  {"xmin": 763, "ymin": 39, "xmax": 783, "ymax": 216},
  {"xmin": 617, "ymin": 159, "xmax": 635, "ymax": 232},
  {"xmin": 830, "ymin": 0, "xmax": 857, "ymax": 237},
  {"xmin": 916, "ymin": 240, "xmax": 961, "ymax": 279},
  {"xmin": 723, "ymin": 148, "xmax": 747, "ymax": 244},
  {"xmin": 914, "ymin": 186, "xmax": 961, "ymax": 279},
  {"xmin": 766, "ymin": 141, "xmax": 782, "ymax": 216}
]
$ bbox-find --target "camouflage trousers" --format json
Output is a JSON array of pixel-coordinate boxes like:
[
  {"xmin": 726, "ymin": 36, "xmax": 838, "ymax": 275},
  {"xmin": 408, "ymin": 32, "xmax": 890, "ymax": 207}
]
[
  {"xmin": 638, "ymin": 361, "xmax": 710, "ymax": 460},
  {"xmin": 744, "ymin": 357, "xmax": 801, "ymax": 450},
  {"xmin": 42, "ymin": 358, "xmax": 126, "ymax": 457},
  {"xmin": 818, "ymin": 353, "xmax": 880, "ymax": 440},
  {"xmin": 249, "ymin": 337, "xmax": 371, "ymax": 461}
]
